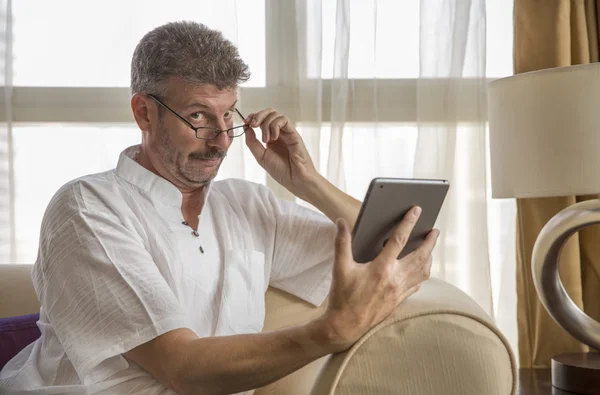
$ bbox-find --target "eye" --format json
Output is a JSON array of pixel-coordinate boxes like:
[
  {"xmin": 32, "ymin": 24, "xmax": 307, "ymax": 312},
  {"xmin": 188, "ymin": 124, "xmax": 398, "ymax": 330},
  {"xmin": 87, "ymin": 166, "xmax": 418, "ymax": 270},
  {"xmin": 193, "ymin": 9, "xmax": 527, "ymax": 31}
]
[
  {"xmin": 224, "ymin": 110, "xmax": 234, "ymax": 119},
  {"xmin": 190, "ymin": 112, "xmax": 207, "ymax": 122}
]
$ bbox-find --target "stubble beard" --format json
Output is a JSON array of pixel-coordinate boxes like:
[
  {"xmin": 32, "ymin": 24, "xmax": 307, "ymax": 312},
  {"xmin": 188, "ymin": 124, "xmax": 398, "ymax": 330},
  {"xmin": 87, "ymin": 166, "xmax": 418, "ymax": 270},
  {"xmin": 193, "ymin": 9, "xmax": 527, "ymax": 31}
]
[{"xmin": 152, "ymin": 120, "xmax": 226, "ymax": 187}]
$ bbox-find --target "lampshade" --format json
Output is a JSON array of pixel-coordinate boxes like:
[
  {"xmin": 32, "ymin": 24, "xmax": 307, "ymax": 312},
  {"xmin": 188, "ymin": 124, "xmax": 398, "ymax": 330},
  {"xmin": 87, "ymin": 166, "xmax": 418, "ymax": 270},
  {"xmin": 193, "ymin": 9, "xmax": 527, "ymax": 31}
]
[{"xmin": 488, "ymin": 63, "xmax": 600, "ymax": 199}]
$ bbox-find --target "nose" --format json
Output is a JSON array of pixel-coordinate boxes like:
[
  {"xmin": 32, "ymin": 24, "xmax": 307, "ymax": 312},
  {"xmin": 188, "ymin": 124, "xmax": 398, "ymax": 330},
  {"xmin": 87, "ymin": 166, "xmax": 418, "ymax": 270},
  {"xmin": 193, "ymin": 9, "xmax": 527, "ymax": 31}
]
[
  {"xmin": 206, "ymin": 127, "xmax": 232, "ymax": 150},
  {"xmin": 214, "ymin": 116, "xmax": 229, "ymax": 132}
]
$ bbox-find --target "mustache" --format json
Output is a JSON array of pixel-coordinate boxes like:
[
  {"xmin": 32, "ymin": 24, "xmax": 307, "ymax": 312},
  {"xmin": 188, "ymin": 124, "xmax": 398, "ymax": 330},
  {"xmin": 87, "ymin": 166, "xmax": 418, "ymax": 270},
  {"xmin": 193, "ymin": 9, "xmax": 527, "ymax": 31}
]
[{"xmin": 189, "ymin": 150, "xmax": 227, "ymax": 160}]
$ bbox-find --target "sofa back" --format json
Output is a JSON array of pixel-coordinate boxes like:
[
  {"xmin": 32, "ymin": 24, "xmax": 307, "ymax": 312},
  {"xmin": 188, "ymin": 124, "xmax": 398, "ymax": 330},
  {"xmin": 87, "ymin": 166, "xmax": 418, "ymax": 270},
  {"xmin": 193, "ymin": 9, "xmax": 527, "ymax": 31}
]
[{"xmin": 0, "ymin": 264, "xmax": 40, "ymax": 318}]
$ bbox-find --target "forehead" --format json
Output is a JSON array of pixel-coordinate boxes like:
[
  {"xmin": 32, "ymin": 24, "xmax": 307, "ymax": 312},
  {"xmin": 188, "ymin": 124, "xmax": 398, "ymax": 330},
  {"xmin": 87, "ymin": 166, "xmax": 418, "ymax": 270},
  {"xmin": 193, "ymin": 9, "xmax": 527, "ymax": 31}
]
[{"xmin": 165, "ymin": 78, "xmax": 238, "ymax": 110}]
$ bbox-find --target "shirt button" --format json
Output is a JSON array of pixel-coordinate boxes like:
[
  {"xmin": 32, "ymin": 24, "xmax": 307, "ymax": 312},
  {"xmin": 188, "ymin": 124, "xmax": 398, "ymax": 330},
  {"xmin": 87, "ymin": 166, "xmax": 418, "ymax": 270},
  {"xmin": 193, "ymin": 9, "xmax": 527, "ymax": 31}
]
[{"xmin": 192, "ymin": 230, "xmax": 199, "ymax": 237}]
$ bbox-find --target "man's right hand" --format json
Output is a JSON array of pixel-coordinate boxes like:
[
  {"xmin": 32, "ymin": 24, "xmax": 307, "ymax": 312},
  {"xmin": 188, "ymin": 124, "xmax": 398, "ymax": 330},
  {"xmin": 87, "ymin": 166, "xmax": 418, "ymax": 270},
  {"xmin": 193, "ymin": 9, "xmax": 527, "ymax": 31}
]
[{"xmin": 317, "ymin": 206, "xmax": 440, "ymax": 353}]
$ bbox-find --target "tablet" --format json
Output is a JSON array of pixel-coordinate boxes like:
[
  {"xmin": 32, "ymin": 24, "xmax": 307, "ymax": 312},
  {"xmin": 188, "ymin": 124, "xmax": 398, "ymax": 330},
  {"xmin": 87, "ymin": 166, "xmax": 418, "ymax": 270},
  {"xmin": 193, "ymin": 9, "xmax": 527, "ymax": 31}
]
[{"xmin": 351, "ymin": 177, "xmax": 449, "ymax": 263}]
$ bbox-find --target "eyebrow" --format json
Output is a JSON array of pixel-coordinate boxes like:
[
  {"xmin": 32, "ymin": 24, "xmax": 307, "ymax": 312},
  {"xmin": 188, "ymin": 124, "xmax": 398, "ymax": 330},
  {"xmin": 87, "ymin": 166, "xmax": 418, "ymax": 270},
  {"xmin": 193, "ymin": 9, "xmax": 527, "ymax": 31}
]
[{"xmin": 183, "ymin": 100, "xmax": 238, "ymax": 112}]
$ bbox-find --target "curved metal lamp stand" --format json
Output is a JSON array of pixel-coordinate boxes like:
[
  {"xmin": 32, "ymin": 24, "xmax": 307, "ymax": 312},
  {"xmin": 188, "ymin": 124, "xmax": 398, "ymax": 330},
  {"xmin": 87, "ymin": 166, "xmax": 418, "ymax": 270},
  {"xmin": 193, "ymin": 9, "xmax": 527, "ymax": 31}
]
[{"xmin": 532, "ymin": 199, "xmax": 600, "ymax": 394}]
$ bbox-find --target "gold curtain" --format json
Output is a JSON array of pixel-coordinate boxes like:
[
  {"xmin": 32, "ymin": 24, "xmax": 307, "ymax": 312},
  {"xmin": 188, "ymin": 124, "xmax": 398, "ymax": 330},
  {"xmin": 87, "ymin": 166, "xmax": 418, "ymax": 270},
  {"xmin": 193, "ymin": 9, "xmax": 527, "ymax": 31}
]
[{"xmin": 514, "ymin": 0, "xmax": 600, "ymax": 368}]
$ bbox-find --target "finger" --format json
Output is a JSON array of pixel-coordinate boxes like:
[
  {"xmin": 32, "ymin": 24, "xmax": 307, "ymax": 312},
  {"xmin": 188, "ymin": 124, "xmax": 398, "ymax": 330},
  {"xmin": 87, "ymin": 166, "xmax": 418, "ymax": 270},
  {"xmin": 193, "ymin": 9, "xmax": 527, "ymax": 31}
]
[
  {"xmin": 244, "ymin": 113, "xmax": 254, "ymax": 125},
  {"xmin": 244, "ymin": 126, "xmax": 266, "ymax": 166},
  {"xmin": 403, "ymin": 255, "xmax": 433, "ymax": 289},
  {"xmin": 269, "ymin": 115, "xmax": 288, "ymax": 142},
  {"xmin": 250, "ymin": 108, "xmax": 277, "ymax": 127},
  {"xmin": 413, "ymin": 228, "xmax": 440, "ymax": 260},
  {"xmin": 333, "ymin": 218, "xmax": 353, "ymax": 275},
  {"xmin": 261, "ymin": 111, "xmax": 281, "ymax": 144},
  {"xmin": 394, "ymin": 284, "xmax": 421, "ymax": 307},
  {"xmin": 425, "ymin": 255, "xmax": 433, "ymax": 278},
  {"xmin": 378, "ymin": 206, "xmax": 422, "ymax": 263},
  {"xmin": 250, "ymin": 108, "xmax": 277, "ymax": 142}
]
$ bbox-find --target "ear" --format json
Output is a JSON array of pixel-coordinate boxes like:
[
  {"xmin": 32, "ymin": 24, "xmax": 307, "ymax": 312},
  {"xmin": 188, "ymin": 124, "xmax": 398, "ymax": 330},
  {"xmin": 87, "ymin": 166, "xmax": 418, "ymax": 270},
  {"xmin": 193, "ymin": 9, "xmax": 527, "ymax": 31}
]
[{"xmin": 131, "ymin": 93, "xmax": 154, "ymax": 133}]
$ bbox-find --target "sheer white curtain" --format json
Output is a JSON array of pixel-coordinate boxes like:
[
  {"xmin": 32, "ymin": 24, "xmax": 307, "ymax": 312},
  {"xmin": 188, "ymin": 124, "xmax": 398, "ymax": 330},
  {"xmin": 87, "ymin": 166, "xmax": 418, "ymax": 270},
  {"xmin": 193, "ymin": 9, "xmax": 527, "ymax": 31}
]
[
  {"xmin": 290, "ymin": 0, "xmax": 492, "ymax": 302},
  {"xmin": 415, "ymin": 1, "xmax": 490, "ymax": 309},
  {"xmin": 0, "ymin": 0, "xmax": 14, "ymax": 264},
  {"xmin": 268, "ymin": 0, "xmax": 517, "ymax": 354},
  {"xmin": 415, "ymin": 0, "xmax": 517, "ymax": 356}
]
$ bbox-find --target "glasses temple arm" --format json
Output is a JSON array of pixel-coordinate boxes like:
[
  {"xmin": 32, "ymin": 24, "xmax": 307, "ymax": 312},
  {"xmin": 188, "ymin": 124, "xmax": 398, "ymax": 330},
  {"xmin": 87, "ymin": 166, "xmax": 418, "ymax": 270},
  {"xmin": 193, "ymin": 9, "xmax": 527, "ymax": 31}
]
[{"xmin": 149, "ymin": 94, "xmax": 198, "ymax": 131}]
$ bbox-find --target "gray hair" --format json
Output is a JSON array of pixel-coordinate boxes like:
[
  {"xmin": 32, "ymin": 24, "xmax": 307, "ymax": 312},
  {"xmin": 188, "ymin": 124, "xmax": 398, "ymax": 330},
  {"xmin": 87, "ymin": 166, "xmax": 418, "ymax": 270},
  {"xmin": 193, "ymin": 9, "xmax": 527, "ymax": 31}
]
[{"xmin": 131, "ymin": 21, "xmax": 250, "ymax": 96}]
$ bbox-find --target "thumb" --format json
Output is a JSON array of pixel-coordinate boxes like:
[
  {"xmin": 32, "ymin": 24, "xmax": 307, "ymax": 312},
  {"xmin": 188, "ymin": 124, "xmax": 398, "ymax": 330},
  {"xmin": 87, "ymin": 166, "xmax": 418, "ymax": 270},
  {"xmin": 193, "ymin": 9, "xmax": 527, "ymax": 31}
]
[
  {"xmin": 244, "ymin": 126, "xmax": 266, "ymax": 165},
  {"xmin": 334, "ymin": 218, "xmax": 353, "ymax": 270}
]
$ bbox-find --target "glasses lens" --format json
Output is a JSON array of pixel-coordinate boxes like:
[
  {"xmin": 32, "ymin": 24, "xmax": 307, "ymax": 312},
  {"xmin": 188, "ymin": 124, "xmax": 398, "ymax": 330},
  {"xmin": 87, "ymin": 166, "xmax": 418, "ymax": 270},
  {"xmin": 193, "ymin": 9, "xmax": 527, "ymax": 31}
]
[
  {"xmin": 227, "ymin": 110, "xmax": 247, "ymax": 138},
  {"xmin": 196, "ymin": 129, "xmax": 220, "ymax": 140},
  {"xmin": 195, "ymin": 110, "xmax": 247, "ymax": 139}
]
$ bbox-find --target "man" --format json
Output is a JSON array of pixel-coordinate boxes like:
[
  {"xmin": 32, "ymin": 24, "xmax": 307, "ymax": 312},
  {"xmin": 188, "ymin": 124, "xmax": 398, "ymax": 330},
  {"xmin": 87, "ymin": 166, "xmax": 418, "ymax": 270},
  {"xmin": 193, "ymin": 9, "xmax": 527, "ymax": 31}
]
[{"xmin": 0, "ymin": 21, "xmax": 438, "ymax": 394}]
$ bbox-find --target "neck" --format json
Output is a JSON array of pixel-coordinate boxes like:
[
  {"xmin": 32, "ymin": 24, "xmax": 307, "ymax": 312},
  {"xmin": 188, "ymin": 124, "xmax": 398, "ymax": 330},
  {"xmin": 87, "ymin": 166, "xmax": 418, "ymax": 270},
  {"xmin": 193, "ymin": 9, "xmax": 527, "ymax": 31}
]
[
  {"xmin": 181, "ymin": 188, "xmax": 206, "ymax": 218},
  {"xmin": 135, "ymin": 146, "xmax": 207, "ymax": 227}
]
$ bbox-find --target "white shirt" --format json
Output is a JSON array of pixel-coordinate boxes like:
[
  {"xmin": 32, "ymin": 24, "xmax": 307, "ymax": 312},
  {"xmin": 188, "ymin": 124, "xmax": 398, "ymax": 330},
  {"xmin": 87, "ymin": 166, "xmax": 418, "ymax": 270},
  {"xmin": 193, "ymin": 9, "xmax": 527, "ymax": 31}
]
[{"xmin": 0, "ymin": 145, "xmax": 335, "ymax": 394}]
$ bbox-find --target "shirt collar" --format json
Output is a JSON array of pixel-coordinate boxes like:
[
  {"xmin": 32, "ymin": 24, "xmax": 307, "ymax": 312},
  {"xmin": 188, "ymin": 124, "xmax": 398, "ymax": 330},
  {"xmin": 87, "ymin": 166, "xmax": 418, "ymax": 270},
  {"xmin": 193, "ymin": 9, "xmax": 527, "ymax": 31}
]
[{"xmin": 115, "ymin": 145, "xmax": 212, "ymax": 209}]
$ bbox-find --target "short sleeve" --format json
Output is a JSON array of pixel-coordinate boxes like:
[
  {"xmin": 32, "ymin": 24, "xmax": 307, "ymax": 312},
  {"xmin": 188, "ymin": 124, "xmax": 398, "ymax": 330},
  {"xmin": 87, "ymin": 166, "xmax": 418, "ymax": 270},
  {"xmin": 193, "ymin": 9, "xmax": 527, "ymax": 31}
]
[
  {"xmin": 267, "ymin": 195, "xmax": 336, "ymax": 307},
  {"xmin": 33, "ymin": 181, "xmax": 190, "ymax": 384}
]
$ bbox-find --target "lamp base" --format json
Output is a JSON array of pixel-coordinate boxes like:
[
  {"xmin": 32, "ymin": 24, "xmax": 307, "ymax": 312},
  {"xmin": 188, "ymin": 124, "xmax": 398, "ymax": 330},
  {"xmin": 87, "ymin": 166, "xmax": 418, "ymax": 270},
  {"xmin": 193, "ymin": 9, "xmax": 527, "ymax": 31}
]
[{"xmin": 552, "ymin": 353, "xmax": 600, "ymax": 394}]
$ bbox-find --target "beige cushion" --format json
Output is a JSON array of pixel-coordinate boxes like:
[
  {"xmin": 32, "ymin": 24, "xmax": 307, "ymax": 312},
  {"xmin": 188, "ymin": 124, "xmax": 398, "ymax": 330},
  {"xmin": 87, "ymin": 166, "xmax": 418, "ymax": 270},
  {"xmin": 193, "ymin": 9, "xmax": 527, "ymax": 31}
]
[{"xmin": 0, "ymin": 264, "xmax": 40, "ymax": 318}]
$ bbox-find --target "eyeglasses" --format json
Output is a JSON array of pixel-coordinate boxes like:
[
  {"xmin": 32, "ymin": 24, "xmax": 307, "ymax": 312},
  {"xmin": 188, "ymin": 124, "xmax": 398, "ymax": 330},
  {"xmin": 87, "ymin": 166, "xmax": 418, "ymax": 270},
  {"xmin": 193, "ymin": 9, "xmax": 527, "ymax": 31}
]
[{"xmin": 148, "ymin": 94, "xmax": 247, "ymax": 140}]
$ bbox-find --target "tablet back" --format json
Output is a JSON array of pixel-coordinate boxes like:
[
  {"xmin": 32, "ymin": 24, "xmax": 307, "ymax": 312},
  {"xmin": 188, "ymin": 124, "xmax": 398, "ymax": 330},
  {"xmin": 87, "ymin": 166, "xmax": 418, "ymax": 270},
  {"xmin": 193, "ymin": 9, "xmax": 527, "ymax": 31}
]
[{"xmin": 351, "ymin": 178, "xmax": 449, "ymax": 263}]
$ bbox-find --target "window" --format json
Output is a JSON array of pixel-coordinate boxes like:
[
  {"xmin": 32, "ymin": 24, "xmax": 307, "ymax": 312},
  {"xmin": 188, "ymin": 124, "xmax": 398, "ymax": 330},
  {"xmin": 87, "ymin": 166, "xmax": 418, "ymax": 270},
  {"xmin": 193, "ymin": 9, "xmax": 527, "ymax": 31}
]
[
  {"xmin": 317, "ymin": 0, "xmax": 512, "ymax": 79},
  {"xmin": 13, "ymin": 125, "xmax": 139, "ymax": 263},
  {"xmin": 317, "ymin": 0, "xmax": 420, "ymax": 79},
  {"xmin": 13, "ymin": 0, "xmax": 266, "ymax": 87},
  {"xmin": 5, "ymin": 0, "xmax": 514, "ymax": 263}
]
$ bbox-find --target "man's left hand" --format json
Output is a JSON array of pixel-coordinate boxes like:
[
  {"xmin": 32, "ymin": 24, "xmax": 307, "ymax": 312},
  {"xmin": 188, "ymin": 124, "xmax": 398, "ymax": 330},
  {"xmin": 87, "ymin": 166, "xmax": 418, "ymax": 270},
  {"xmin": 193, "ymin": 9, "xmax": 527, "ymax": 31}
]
[{"xmin": 244, "ymin": 108, "xmax": 318, "ymax": 198}]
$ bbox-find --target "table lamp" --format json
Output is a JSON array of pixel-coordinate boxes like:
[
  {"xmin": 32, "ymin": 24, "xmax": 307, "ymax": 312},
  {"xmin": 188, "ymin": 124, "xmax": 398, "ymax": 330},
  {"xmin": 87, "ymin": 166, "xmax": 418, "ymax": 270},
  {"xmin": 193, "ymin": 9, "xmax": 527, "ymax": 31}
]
[{"xmin": 488, "ymin": 63, "xmax": 600, "ymax": 394}]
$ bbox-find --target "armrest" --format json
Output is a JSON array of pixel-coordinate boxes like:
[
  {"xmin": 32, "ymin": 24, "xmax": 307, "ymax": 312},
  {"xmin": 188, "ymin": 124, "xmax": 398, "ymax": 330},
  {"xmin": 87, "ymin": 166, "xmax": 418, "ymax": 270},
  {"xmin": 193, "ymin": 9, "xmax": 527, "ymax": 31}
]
[
  {"xmin": 311, "ymin": 278, "xmax": 517, "ymax": 395},
  {"xmin": 257, "ymin": 279, "xmax": 516, "ymax": 395}
]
